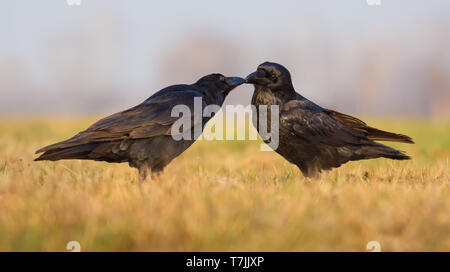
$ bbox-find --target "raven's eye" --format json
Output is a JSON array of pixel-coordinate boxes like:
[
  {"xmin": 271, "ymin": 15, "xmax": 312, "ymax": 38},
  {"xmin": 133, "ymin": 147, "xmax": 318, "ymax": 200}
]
[
  {"xmin": 270, "ymin": 74, "xmax": 277, "ymax": 81},
  {"xmin": 219, "ymin": 76, "xmax": 225, "ymax": 81},
  {"xmin": 256, "ymin": 69, "xmax": 266, "ymax": 78}
]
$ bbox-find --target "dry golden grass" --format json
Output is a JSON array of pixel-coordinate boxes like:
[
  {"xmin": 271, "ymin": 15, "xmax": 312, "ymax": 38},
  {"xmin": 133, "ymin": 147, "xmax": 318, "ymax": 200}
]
[{"xmin": 0, "ymin": 117, "xmax": 449, "ymax": 251}]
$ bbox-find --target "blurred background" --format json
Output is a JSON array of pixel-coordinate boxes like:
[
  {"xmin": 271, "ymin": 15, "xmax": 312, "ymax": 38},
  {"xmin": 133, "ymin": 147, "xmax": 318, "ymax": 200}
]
[{"xmin": 1, "ymin": 0, "xmax": 449, "ymax": 118}]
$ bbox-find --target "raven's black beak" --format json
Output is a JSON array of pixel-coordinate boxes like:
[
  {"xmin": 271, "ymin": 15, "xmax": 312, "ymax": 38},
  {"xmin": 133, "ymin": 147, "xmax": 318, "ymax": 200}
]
[
  {"xmin": 245, "ymin": 72, "xmax": 257, "ymax": 84},
  {"xmin": 246, "ymin": 70, "xmax": 271, "ymax": 86},
  {"xmin": 225, "ymin": 76, "xmax": 245, "ymax": 88}
]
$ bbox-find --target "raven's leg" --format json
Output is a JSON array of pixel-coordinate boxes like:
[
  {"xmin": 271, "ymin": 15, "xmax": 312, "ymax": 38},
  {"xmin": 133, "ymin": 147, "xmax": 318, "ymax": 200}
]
[
  {"xmin": 150, "ymin": 171, "xmax": 162, "ymax": 179},
  {"xmin": 138, "ymin": 165, "xmax": 149, "ymax": 182},
  {"xmin": 130, "ymin": 160, "xmax": 165, "ymax": 183},
  {"xmin": 129, "ymin": 161, "xmax": 150, "ymax": 183},
  {"xmin": 297, "ymin": 163, "xmax": 320, "ymax": 179},
  {"xmin": 140, "ymin": 161, "xmax": 166, "ymax": 182},
  {"xmin": 305, "ymin": 169, "xmax": 320, "ymax": 179},
  {"xmin": 150, "ymin": 164, "xmax": 165, "ymax": 179}
]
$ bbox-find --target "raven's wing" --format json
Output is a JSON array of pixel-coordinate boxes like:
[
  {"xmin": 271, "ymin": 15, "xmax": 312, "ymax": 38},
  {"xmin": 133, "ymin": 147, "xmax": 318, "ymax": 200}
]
[
  {"xmin": 36, "ymin": 88, "xmax": 206, "ymax": 154},
  {"xmin": 280, "ymin": 100, "xmax": 413, "ymax": 147},
  {"xmin": 325, "ymin": 110, "xmax": 414, "ymax": 143},
  {"xmin": 280, "ymin": 100, "xmax": 369, "ymax": 147}
]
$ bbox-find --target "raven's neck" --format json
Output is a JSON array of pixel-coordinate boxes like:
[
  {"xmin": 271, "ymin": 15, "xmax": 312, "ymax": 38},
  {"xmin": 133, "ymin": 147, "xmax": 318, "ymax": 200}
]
[
  {"xmin": 198, "ymin": 85, "xmax": 226, "ymax": 106},
  {"xmin": 251, "ymin": 85, "xmax": 297, "ymax": 107}
]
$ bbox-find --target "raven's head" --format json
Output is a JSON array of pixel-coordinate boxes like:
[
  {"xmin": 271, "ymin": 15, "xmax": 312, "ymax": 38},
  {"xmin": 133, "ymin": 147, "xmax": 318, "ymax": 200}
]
[
  {"xmin": 245, "ymin": 62, "xmax": 293, "ymax": 91},
  {"xmin": 196, "ymin": 73, "xmax": 245, "ymax": 96}
]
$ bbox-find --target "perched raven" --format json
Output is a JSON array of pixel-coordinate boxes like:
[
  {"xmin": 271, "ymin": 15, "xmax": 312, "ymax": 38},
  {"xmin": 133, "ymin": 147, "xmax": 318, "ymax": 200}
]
[
  {"xmin": 246, "ymin": 62, "xmax": 414, "ymax": 178},
  {"xmin": 35, "ymin": 74, "xmax": 245, "ymax": 180}
]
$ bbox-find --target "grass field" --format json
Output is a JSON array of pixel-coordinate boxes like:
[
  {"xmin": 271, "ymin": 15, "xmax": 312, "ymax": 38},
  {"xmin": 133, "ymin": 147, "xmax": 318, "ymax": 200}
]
[{"xmin": 0, "ymin": 117, "xmax": 449, "ymax": 251}]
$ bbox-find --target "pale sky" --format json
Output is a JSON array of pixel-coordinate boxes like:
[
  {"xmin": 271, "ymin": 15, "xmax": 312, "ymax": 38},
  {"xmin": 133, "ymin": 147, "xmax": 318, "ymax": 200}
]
[{"xmin": 1, "ymin": 0, "xmax": 449, "ymax": 115}]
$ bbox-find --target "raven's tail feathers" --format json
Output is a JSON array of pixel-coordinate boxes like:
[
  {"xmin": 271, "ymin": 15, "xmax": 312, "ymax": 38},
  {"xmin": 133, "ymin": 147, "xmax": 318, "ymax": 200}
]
[
  {"xmin": 34, "ymin": 143, "xmax": 99, "ymax": 161},
  {"xmin": 354, "ymin": 142, "xmax": 411, "ymax": 161},
  {"xmin": 365, "ymin": 127, "xmax": 414, "ymax": 144}
]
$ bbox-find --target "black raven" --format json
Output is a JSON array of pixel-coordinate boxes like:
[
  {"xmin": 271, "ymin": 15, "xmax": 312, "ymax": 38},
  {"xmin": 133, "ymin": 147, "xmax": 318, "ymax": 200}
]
[
  {"xmin": 35, "ymin": 74, "xmax": 245, "ymax": 180},
  {"xmin": 246, "ymin": 62, "xmax": 414, "ymax": 178}
]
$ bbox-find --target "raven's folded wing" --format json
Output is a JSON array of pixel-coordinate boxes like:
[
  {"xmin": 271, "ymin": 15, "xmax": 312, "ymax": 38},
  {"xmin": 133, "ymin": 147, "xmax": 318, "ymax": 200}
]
[
  {"xmin": 280, "ymin": 101, "xmax": 413, "ymax": 147},
  {"xmin": 325, "ymin": 110, "xmax": 414, "ymax": 143},
  {"xmin": 280, "ymin": 101, "xmax": 369, "ymax": 147}
]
